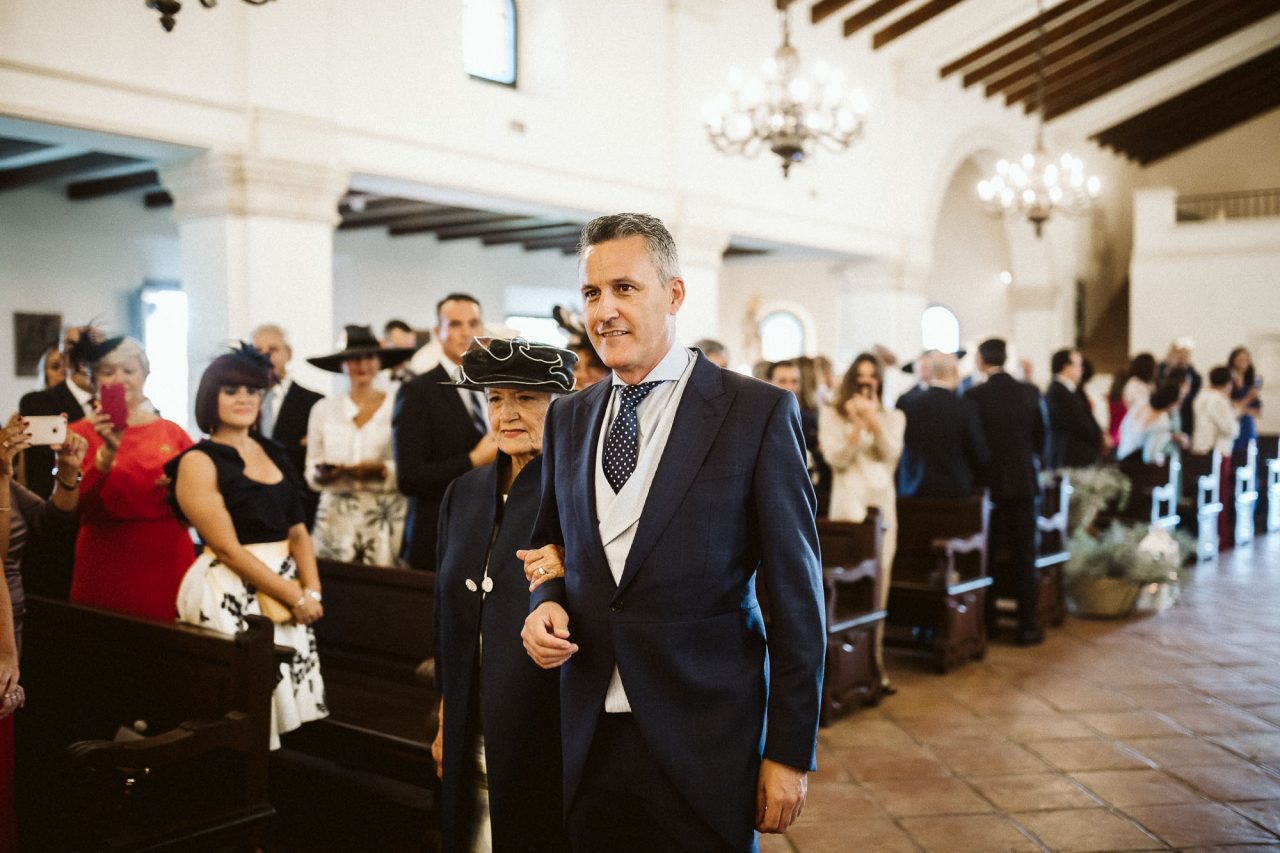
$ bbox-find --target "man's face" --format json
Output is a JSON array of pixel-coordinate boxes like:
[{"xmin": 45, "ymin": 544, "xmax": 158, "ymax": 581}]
[
  {"xmin": 580, "ymin": 235, "xmax": 684, "ymax": 384},
  {"xmin": 1062, "ymin": 351, "xmax": 1083, "ymax": 385},
  {"xmin": 438, "ymin": 300, "xmax": 484, "ymax": 364},
  {"xmin": 253, "ymin": 330, "xmax": 291, "ymax": 382},
  {"xmin": 771, "ymin": 365, "xmax": 802, "ymax": 396}
]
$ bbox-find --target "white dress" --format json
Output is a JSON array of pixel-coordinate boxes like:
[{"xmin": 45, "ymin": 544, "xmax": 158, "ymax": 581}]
[{"xmin": 305, "ymin": 393, "xmax": 407, "ymax": 566}]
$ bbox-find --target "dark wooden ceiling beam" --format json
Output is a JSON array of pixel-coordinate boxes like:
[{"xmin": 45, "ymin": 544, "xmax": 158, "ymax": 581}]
[
  {"xmin": 939, "ymin": 0, "xmax": 1094, "ymax": 78},
  {"xmin": 843, "ymin": 0, "xmax": 915, "ymax": 37},
  {"xmin": 0, "ymin": 152, "xmax": 139, "ymax": 192},
  {"xmin": 480, "ymin": 224, "xmax": 581, "ymax": 246},
  {"xmin": 435, "ymin": 217, "xmax": 554, "ymax": 241},
  {"xmin": 145, "ymin": 191, "xmax": 173, "ymax": 208},
  {"xmin": 337, "ymin": 207, "xmax": 472, "ymax": 231},
  {"xmin": 1041, "ymin": 0, "xmax": 1279, "ymax": 119},
  {"xmin": 66, "ymin": 169, "xmax": 160, "ymax": 200},
  {"xmin": 811, "ymin": 0, "xmax": 859, "ymax": 25},
  {"xmin": 987, "ymin": 0, "xmax": 1189, "ymax": 101},
  {"xmin": 872, "ymin": 0, "xmax": 968, "ymax": 48},
  {"xmin": 1092, "ymin": 47, "xmax": 1280, "ymax": 162},
  {"xmin": 389, "ymin": 213, "xmax": 525, "ymax": 237},
  {"xmin": 0, "ymin": 136, "xmax": 52, "ymax": 160},
  {"xmin": 961, "ymin": 0, "xmax": 1146, "ymax": 88},
  {"xmin": 522, "ymin": 234, "xmax": 582, "ymax": 251}
]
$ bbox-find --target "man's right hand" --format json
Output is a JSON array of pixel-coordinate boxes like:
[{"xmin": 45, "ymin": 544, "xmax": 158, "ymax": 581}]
[
  {"xmin": 468, "ymin": 433, "xmax": 499, "ymax": 468},
  {"xmin": 521, "ymin": 602, "xmax": 577, "ymax": 669}
]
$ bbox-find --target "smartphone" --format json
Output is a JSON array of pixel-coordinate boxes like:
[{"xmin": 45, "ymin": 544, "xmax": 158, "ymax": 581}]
[
  {"xmin": 25, "ymin": 415, "xmax": 66, "ymax": 446},
  {"xmin": 99, "ymin": 383, "xmax": 128, "ymax": 430}
]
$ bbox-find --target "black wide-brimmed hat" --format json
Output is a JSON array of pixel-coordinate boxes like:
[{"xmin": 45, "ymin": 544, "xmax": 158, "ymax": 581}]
[
  {"xmin": 307, "ymin": 325, "xmax": 417, "ymax": 373},
  {"xmin": 446, "ymin": 337, "xmax": 577, "ymax": 393}
]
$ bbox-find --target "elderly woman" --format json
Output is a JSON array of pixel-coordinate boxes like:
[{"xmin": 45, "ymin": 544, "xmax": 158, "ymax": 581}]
[
  {"xmin": 305, "ymin": 325, "xmax": 415, "ymax": 566},
  {"xmin": 167, "ymin": 346, "xmax": 326, "ymax": 749},
  {"xmin": 819, "ymin": 352, "xmax": 905, "ymax": 694},
  {"xmin": 432, "ymin": 338, "xmax": 575, "ymax": 853},
  {"xmin": 68, "ymin": 336, "xmax": 194, "ymax": 621}
]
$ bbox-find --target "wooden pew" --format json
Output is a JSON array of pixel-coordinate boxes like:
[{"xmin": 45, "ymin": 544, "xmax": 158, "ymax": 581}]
[
  {"xmin": 887, "ymin": 494, "xmax": 992, "ymax": 673},
  {"xmin": 1100, "ymin": 455, "xmax": 1180, "ymax": 531},
  {"xmin": 1034, "ymin": 473, "xmax": 1071, "ymax": 627},
  {"xmin": 1258, "ymin": 434, "xmax": 1279, "ymax": 532},
  {"xmin": 1233, "ymin": 439, "xmax": 1259, "ymax": 547},
  {"xmin": 1266, "ymin": 441, "xmax": 1280, "ymax": 533},
  {"xmin": 267, "ymin": 560, "xmax": 438, "ymax": 852},
  {"xmin": 1180, "ymin": 450, "xmax": 1224, "ymax": 561},
  {"xmin": 815, "ymin": 512, "xmax": 888, "ymax": 724},
  {"xmin": 17, "ymin": 596, "xmax": 276, "ymax": 853}
]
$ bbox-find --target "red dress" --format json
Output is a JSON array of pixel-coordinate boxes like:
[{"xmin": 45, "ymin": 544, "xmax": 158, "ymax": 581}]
[{"xmin": 69, "ymin": 418, "xmax": 195, "ymax": 621}]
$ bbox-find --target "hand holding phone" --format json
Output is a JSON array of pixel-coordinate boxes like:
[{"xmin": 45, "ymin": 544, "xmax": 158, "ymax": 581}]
[
  {"xmin": 99, "ymin": 384, "xmax": 128, "ymax": 431},
  {"xmin": 24, "ymin": 415, "xmax": 66, "ymax": 447}
]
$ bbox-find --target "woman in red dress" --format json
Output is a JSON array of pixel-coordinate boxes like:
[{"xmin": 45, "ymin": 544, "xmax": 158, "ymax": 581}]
[{"xmin": 68, "ymin": 336, "xmax": 194, "ymax": 621}]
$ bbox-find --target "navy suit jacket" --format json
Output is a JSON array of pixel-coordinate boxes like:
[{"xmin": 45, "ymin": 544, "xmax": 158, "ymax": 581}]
[
  {"xmin": 966, "ymin": 372, "xmax": 1047, "ymax": 500},
  {"xmin": 895, "ymin": 386, "xmax": 989, "ymax": 499},
  {"xmin": 530, "ymin": 353, "xmax": 826, "ymax": 851},
  {"xmin": 393, "ymin": 363, "xmax": 486, "ymax": 569},
  {"xmin": 1043, "ymin": 380, "xmax": 1102, "ymax": 470}
]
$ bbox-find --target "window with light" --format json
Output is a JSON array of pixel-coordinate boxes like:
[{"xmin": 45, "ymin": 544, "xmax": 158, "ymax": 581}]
[
  {"xmin": 464, "ymin": 0, "xmax": 517, "ymax": 87},
  {"xmin": 921, "ymin": 305, "xmax": 960, "ymax": 354},
  {"xmin": 759, "ymin": 311, "xmax": 806, "ymax": 362}
]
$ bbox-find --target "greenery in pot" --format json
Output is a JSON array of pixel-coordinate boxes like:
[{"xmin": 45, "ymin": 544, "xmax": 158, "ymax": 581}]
[
  {"xmin": 1063, "ymin": 521, "xmax": 1193, "ymax": 595},
  {"xmin": 1057, "ymin": 466, "xmax": 1131, "ymax": 533}
]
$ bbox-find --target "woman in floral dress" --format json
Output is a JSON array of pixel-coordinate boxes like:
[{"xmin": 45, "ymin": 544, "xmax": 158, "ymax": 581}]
[{"xmin": 304, "ymin": 325, "xmax": 415, "ymax": 566}]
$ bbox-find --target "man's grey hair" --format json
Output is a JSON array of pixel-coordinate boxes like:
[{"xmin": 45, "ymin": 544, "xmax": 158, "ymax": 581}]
[
  {"xmin": 251, "ymin": 323, "xmax": 289, "ymax": 345},
  {"xmin": 692, "ymin": 338, "xmax": 727, "ymax": 358},
  {"xmin": 578, "ymin": 213, "xmax": 681, "ymax": 284}
]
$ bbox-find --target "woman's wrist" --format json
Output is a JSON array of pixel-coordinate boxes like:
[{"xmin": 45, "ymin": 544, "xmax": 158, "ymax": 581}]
[{"xmin": 94, "ymin": 445, "xmax": 116, "ymax": 472}]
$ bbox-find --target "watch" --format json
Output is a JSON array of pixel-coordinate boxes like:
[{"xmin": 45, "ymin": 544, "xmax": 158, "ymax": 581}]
[
  {"xmin": 52, "ymin": 467, "xmax": 83, "ymax": 488},
  {"xmin": 305, "ymin": 589, "xmax": 323, "ymax": 603}
]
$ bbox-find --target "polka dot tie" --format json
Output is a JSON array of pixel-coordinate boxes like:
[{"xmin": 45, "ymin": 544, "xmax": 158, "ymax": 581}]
[{"xmin": 602, "ymin": 381, "xmax": 662, "ymax": 493}]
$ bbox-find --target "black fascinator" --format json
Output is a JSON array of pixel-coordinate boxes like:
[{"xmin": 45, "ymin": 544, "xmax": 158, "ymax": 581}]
[{"xmin": 68, "ymin": 327, "xmax": 124, "ymax": 368}]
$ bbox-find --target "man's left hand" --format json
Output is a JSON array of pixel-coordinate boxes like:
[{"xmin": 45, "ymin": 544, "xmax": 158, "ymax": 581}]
[{"xmin": 755, "ymin": 758, "xmax": 807, "ymax": 833}]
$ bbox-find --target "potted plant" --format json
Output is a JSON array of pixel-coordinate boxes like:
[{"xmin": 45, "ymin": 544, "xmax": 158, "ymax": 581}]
[{"xmin": 1063, "ymin": 522, "xmax": 1192, "ymax": 618}]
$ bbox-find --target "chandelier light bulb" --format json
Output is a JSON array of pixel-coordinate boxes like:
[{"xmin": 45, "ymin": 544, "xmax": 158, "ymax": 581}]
[{"xmin": 702, "ymin": 5, "xmax": 866, "ymax": 177}]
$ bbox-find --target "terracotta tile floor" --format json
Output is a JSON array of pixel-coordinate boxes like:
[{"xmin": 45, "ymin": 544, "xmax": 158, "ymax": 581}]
[{"xmin": 779, "ymin": 533, "xmax": 1280, "ymax": 852}]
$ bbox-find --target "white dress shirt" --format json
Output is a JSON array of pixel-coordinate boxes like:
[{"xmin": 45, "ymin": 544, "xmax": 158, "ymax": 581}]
[
  {"xmin": 304, "ymin": 392, "xmax": 399, "ymax": 493},
  {"xmin": 595, "ymin": 344, "xmax": 695, "ymax": 713},
  {"xmin": 1192, "ymin": 389, "xmax": 1239, "ymax": 457},
  {"xmin": 64, "ymin": 376, "xmax": 93, "ymax": 418}
]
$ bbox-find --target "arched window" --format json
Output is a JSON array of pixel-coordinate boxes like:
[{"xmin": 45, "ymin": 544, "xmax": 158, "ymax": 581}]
[
  {"xmin": 921, "ymin": 304, "xmax": 960, "ymax": 353},
  {"xmin": 464, "ymin": 0, "xmax": 517, "ymax": 87},
  {"xmin": 759, "ymin": 310, "xmax": 806, "ymax": 362}
]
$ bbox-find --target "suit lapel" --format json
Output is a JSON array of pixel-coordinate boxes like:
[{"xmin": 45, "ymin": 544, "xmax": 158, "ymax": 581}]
[
  {"xmin": 570, "ymin": 380, "xmax": 612, "ymax": 574},
  {"xmin": 54, "ymin": 384, "xmax": 84, "ymax": 421},
  {"xmin": 616, "ymin": 356, "xmax": 732, "ymax": 595},
  {"xmin": 430, "ymin": 364, "xmax": 482, "ymax": 439}
]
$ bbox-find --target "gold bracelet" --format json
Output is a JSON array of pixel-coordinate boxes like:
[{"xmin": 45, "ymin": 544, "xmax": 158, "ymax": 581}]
[{"xmin": 95, "ymin": 446, "xmax": 115, "ymax": 473}]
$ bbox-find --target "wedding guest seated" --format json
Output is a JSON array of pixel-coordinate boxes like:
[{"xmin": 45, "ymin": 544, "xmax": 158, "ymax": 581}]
[
  {"xmin": 168, "ymin": 346, "xmax": 327, "ymax": 749},
  {"xmin": 68, "ymin": 335, "xmax": 194, "ymax": 621},
  {"xmin": 895, "ymin": 352, "xmax": 988, "ymax": 499}
]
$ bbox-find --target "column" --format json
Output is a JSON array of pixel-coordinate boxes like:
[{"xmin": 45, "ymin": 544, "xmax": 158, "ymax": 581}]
[
  {"xmin": 160, "ymin": 153, "xmax": 349, "ymax": 402},
  {"xmin": 671, "ymin": 223, "xmax": 730, "ymax": 345}
]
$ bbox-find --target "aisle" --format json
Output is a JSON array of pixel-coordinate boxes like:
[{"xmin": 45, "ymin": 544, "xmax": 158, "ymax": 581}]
[{"xmin": 776, "ymin": 534, "xmax": 1280, "ymax": 852}]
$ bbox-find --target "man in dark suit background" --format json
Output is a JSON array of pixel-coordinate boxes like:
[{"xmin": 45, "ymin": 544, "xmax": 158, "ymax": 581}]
[
  {"xmin": 895, "ymin": 352, "xmax": 989, "ymax": 498},
  {"xmin": 393, "ymin": 293, "xmax": 496, "ymax": 570},
  {"xmin": 967, "ymin": 338, "xmax": 1048, "ymax": 645},
  {"xmin": 252, "ymin": 324, "xmax": 324, "ymax": 528},
  {"xmin": 521, "ymin": 214, "xmax": 825, "ymax": 852},
  {"xmin": 18, "ymin": 324, "xmax": 94, "ymax": 599},
  {"xmin": 1044, "ymin": 347, "xmax": 1103, "ymax": 471}
]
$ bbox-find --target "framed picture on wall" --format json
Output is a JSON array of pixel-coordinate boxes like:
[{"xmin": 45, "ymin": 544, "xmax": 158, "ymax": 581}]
[{"xmin": 13, "ymin": 312, "xmax": 62, "ymax": 378}]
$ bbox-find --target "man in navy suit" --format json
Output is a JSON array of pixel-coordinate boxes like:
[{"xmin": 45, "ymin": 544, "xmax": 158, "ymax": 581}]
[
  {"xmin": 520, "ymin": 214, "xmax": 825, "ymax": 852},
  {"xmin": 895, "ymin": 352, "xmax": 989, "ymax": 499},
  {"xmin": 393, "ymin": 293, "xmax": 496, "ymax": 570},
  {"xmin": 967, "ymin": 338, "xmax": 1048, "ymax": 645}
]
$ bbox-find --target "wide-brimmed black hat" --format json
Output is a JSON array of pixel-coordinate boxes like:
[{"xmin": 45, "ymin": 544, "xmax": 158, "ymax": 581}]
[
  {"xmin": 446, "ymin": 337, "xmax": 577, "ymax": 393},
  {"xmin": 307, "ymin": 325, "xmax": 416, "ymax": 373}
]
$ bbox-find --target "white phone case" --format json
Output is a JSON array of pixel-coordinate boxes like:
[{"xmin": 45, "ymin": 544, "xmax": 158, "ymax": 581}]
[{"xmin": 25, "ymin": 415, "xmax": 66, "ymax": 446}]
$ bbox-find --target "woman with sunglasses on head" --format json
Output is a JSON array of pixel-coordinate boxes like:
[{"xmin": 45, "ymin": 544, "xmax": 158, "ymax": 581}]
[
  {"xmin": 166, "ymin": 346, "xmax": 326, "ymax": 749},
  {"xmin": 67, "ymin": 336, "xmax": 194, "ymax": 621},
  {"xmin": 303, "ymin": 325, "xmax": 415, "ymax": 566}
]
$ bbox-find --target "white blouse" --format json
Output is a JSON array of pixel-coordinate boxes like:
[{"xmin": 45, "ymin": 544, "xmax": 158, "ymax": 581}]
[
  {"xmin": 818, "ymin": 403, "xmax": 906, "ymax": 523},
  {"xmin": 304, "ymin": 392, "xmax": 399, "ymax": 493}
]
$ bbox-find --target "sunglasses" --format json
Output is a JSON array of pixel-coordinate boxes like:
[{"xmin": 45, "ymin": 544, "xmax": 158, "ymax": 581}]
[{"xmin": 219, "ymin": 385, "xmax": 266, "ymax": 397}]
